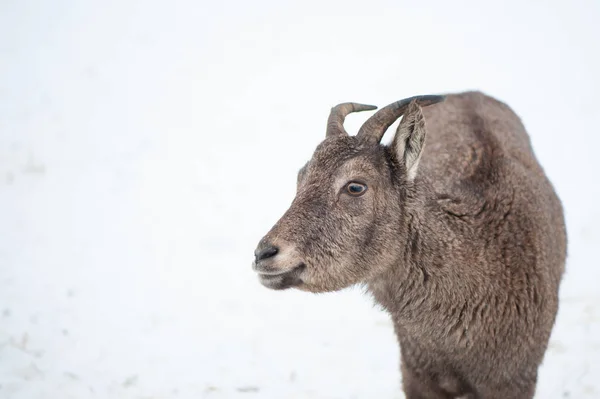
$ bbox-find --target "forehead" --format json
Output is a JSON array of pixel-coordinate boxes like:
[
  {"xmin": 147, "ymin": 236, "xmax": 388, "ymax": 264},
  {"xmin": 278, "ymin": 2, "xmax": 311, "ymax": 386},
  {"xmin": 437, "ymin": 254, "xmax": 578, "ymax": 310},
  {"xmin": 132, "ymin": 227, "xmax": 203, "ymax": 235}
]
[{"xmin": 305, "ymin": 136, "xmax": 383, "ymax": 176}]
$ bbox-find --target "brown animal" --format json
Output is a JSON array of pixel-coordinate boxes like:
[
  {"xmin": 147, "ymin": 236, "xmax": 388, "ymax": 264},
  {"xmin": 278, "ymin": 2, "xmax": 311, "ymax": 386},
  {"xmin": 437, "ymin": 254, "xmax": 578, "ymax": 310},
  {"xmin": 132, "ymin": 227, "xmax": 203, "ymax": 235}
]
[{"xmin": 252, "ymin": 91, "xmax": 566, "ymax": 399}]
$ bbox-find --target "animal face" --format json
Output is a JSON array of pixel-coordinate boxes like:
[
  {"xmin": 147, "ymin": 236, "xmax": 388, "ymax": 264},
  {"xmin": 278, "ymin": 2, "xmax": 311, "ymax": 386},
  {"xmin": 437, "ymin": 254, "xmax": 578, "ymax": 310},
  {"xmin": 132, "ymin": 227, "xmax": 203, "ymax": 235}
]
[{"xmin": 252, "ymin": 96, "xmax": 444, "ymax": 292}]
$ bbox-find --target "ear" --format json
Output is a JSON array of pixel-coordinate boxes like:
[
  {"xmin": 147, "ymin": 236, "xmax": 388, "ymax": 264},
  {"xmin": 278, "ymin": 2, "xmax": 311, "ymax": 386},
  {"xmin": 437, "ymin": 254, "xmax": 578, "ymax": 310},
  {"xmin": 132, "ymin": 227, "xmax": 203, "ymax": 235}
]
[{"xmin": 391, "ymin": 100, "xmax": 426, "ymax": 181}]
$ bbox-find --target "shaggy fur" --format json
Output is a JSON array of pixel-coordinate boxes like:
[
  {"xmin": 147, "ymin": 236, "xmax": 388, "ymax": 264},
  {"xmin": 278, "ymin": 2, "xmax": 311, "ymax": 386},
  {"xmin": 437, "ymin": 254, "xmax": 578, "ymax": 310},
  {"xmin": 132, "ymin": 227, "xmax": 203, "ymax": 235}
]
[{"xmin": 252, "ymin": 91, "xmax": 566, "ymax": 399}]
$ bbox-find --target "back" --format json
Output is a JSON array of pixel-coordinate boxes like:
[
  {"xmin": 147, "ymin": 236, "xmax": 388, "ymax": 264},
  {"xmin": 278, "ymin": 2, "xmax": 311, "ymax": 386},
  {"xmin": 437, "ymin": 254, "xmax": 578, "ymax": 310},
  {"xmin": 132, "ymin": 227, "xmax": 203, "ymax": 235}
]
[
  {"xmin": 421, "ymin": 91, "xmax": 537, "ymax": 195},
  {"xmin": 421, "ymin": 90, "xmax": 566, "ymax": 299}
]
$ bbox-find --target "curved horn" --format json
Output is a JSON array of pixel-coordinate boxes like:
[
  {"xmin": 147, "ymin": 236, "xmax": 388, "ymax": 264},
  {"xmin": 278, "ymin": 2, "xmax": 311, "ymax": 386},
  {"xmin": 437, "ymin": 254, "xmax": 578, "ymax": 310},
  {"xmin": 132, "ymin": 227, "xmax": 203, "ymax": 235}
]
[
  {"xmin": 356, "ymin": 95, "xmax": 445, "ymax": 144},
  {"xmin": 326, "ymin": 103, "xmax": 377, "ymax": 138}
]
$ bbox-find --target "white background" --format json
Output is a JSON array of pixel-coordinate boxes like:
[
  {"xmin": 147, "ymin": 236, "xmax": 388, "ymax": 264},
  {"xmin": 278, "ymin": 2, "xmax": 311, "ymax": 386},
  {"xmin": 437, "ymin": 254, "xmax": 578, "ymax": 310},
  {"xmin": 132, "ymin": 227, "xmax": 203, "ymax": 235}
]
[{"xmin": 1, "ymin": 0, "xmax": 599, "ymax": 398}]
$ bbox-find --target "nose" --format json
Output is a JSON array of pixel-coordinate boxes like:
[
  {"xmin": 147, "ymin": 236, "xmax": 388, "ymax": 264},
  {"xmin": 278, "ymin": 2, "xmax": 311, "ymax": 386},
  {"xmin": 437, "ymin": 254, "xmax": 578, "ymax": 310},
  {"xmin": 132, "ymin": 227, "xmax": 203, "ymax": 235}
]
[{"xmin": 255, "ymin": 244, "xmax": 279, "ymax": 261}]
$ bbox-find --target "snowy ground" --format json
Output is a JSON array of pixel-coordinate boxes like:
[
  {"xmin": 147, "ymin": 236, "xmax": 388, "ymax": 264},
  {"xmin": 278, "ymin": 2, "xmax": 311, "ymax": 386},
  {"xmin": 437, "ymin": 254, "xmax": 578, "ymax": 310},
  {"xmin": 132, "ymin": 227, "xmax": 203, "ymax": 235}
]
[{"xmin": 1, "ymin": 0, "xmax": 599, "ymax": 398}]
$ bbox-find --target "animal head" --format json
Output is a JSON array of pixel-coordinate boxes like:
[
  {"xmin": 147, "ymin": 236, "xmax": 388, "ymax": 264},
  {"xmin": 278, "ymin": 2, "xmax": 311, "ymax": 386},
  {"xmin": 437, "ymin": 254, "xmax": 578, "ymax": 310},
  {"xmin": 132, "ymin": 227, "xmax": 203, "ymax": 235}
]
[{"xmin": 253, "ymin": 95, "xmax": 445, "ymax": 292}]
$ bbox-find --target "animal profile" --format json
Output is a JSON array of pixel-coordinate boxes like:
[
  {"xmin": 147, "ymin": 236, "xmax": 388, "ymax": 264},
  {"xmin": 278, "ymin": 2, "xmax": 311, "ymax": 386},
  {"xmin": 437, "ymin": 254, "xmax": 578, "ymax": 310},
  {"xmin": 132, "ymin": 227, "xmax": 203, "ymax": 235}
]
[{"xmin": 253, "ymin": 91, "xmax": 566, "ymax": 399}]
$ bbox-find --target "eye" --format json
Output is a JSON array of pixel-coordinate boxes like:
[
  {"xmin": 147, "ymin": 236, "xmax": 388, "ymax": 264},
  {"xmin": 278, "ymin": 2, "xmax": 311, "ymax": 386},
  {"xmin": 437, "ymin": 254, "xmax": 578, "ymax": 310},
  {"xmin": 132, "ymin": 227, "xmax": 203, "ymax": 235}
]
[{"xmin": 345, "ymin": 182, "xmax": 368, "ymax": 196}]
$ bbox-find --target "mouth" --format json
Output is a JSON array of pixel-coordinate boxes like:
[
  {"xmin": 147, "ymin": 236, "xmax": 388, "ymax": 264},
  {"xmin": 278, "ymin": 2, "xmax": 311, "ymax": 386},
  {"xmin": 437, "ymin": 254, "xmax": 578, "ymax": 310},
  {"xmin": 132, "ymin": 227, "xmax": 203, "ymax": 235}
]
[{"xmin": 257, "ymin": 263, "xmax": 306, "ymax": 290}]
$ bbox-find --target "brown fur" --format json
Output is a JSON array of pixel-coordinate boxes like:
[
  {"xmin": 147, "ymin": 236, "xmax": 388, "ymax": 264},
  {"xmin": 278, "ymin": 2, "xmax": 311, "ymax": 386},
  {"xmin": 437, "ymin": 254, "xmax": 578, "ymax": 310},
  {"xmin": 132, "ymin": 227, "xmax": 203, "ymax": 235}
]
[{"xmin": 252, "ymin": 91, "xmax": 566, "ymax": 398}]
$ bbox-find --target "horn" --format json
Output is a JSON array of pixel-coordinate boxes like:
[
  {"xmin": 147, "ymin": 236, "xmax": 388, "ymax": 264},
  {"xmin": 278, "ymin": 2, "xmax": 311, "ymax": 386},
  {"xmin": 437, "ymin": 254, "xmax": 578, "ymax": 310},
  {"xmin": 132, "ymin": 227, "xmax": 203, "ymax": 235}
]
[
  {"xmin": 326, "ymin": 103, "xmax": 377, "ymax": 138},
  {"xmin": 356, "ymin": 95, "xmax": 445, "ymax": 144}
]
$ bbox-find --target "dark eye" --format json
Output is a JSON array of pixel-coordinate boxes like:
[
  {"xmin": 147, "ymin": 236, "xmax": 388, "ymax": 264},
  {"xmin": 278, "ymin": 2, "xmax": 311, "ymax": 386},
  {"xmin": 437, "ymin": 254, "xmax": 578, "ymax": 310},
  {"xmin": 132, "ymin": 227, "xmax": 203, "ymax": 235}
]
[{"xmin": 345, "ymin": 182, "xmax": 367, "ymax": 196}]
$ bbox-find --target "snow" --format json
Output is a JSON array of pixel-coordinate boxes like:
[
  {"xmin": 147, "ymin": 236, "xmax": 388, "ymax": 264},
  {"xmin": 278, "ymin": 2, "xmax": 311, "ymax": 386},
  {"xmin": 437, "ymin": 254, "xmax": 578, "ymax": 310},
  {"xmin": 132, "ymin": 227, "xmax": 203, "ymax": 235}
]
[{"xmin": 1, "ymin": 0, "xmax": 599, "ymax": 398}]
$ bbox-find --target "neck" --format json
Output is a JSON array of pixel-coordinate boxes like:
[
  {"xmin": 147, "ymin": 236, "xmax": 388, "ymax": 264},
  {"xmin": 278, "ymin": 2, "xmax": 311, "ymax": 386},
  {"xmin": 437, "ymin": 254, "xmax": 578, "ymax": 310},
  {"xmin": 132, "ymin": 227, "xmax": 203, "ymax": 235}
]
[{"xmin": 367, "ymin": 174, "xmax": 481, "ymax": 324}]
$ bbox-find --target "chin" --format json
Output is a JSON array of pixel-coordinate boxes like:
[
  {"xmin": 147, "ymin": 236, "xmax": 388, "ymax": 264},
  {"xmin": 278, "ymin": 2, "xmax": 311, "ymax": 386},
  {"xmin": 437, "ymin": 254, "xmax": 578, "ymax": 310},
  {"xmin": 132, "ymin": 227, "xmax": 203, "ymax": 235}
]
[{"xmin": 258, "ymin": 273, "xmax": 303, "ymax": 290}]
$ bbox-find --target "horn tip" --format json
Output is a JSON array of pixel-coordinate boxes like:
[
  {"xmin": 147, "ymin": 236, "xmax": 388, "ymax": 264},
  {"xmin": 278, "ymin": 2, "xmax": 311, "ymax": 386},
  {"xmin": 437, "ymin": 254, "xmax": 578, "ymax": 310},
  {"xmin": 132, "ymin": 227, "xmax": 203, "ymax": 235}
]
[
  {"xmin": 354, "ymin": 104, "xmax": 378, "ymax": 112},
  {"xmin": 426, "ymin": 94, "xmax": 446, "ymax": 104}
]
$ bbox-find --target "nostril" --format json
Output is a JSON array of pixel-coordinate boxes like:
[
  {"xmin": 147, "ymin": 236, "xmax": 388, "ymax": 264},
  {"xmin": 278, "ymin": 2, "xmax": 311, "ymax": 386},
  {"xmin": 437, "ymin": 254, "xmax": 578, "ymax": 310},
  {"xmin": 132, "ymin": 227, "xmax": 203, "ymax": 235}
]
[{"xmin": 255, "ymin": 245, "xmax": 279, "ymax": 261}]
